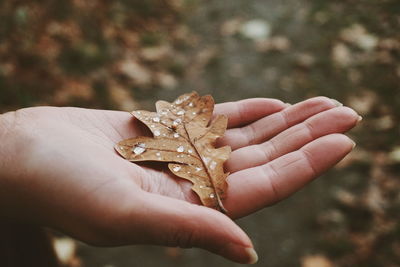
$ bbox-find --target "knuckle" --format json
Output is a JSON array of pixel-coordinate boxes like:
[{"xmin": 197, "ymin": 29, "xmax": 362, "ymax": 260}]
[
  {"xmin": 78, "ymin": 217, "xmax": 126, "ymax": 246},
  {"xmin": 77, "ymin": 204, "xmax": 137, "ymax": 246},
  {"xmin": 166, "ymin": 223, "xmax": 198, "ymax": 248}
]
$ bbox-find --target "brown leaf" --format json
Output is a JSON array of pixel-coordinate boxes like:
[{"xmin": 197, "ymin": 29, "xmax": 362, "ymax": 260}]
[
  {"xmin": 301, "ymin": 255, "xmax": 333, "ymax": 267},
  {"xmin": 115, "ymin": 92, "xmax": 231, "ymax": 212}
]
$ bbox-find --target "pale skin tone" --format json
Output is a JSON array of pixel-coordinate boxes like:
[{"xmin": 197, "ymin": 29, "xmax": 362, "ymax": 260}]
[{"xmin": 0, "ymin": 96, "xmax": 360, "ymax": 264}]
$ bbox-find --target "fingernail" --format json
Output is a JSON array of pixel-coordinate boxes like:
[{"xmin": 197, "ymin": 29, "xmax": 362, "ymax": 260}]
[
  {"xmin": 245, "ymin": 247, "xmax": 259, "ymax": 264},
  {"xmin": 331, "ymin": 98, "xmax": 343, "ymax": 107},
  {"xmin": 220, "ymin": 243, "xmax": 258, "ymax": 264},
  {"xmin": 357, "ymin": 115, "xmax": 363, "ymax": 123},
  {"xmin": 351, "ymin": 140, "xmax": 356, "ymax": 149}
]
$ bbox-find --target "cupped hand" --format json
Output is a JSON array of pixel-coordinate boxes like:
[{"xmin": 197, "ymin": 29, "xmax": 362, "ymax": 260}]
[{"xmin": 0, "ymin": 97, "xmax": 359, "ymax": 264}]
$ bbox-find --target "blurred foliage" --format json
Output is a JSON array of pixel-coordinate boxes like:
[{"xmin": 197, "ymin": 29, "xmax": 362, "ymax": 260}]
[{"xmin": 0, "ymin": 0, "xmax": 399, "ymax": 267}]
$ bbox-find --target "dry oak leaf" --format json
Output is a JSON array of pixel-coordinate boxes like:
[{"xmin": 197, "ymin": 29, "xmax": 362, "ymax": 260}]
[{"xmin": 115, "ymin": 92, "xmax": 231, "ymax": 212}]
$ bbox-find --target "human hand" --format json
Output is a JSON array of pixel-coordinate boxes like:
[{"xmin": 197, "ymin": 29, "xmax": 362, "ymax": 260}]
[{"xmin": 0, "ymin": 97, "xmax": 359, "ymax": 264}]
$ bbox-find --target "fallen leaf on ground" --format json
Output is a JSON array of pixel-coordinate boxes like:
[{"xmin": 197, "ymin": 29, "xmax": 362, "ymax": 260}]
[
  {"xmin": 115, "ymin": 92, "xmax": 231, "ymax": 212},
  {"xmin": 301, "ymin": 255, "xmax": 333, "ymax": 267}
]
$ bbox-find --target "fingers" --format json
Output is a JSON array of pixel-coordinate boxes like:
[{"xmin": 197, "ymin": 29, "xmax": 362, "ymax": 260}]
[
  {"xmin": 214, "ymin": 98, "xmax": 286, "ymax": 128},
  {"xmin": 119, "ymin": 193, "xmax": 258, "ymax": 264},
  {"xmin": 219, "ymin": 96, "xmax": 341, "ymax": 150},
  {"xmin": 226, "ymin": 106, "xmax": 360, "ymax": 173},
  {"xmin": 224, "ymin": 134, "xmax": 355, "ymax": 219},
  {"xmin": 71, "ymin": 98, "xmax": 285, "ymax": 143}
]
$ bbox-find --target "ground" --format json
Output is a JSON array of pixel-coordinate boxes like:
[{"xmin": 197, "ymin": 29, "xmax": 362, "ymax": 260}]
[{"xmin": 0, "ymin": 0, "xmax": 399, "ymax": 266}]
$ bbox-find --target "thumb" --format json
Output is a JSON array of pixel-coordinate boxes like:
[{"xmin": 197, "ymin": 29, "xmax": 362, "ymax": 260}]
[{"xmin": 129, "ymin": 193, "xmax": 258, "ymax": 264}]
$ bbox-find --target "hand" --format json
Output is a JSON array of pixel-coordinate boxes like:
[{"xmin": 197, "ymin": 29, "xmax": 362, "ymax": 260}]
[{"xmin": 0, "ymin": 97, "xmax": 359, "ymax": 264}]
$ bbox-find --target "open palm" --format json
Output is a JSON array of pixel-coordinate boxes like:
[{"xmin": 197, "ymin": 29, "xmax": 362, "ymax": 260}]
[{"xmin": 0, "ymin": 96, "xmax": 359, "ymax": 264}]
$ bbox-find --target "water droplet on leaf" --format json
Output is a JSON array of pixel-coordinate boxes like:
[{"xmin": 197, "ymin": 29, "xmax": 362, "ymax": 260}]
[
  {"xmin": 209, "ymin": 161, "xmax": 217, "ymax": 170},
  {"xmin": 132, "ymin": 143, "xmax": 146, "ymax": 155},
  {"xmin": 173, "ymin": 118, "xmax": 182, "ymax": 126},
  {"xmin": 173, "ymin": 166, "xmax": 181, "ymax": 172},
  {"xmin": 202, "ymin": 157, "xmax": 210, "ymax": 165}
]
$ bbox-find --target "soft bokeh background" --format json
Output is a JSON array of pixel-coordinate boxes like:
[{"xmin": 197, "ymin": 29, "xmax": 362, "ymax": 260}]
[{"xmin": 1, "ymin": 0, "xmax": 399, "ymax": 266}]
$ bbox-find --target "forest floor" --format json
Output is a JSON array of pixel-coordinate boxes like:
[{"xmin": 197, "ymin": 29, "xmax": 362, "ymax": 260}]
[{"xmin": 1, "ymin": 0, "xmax": 399, "ymax": 266}]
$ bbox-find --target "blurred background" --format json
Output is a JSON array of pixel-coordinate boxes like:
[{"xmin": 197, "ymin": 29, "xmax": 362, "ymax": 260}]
[{"xmin": 1, "ymin": 0, "xmax": 399, "ymax": 266}]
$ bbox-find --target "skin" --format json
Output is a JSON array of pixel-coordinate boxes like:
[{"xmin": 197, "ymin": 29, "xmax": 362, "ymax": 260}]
[{"xmin": 0, "ymin": 97, "xmax": 360, "ymax": 264}]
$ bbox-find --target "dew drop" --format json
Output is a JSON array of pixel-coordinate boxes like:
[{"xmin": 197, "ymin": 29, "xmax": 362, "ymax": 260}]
[
  {"xmin": 173, "ymin": 118, "xmax": 182, "ymax": 126},
  {"xmin": 132, "ymin": 143, "xmax": 146, "ymax": 155},
  {"xmin": 202, "ymin": 157, "xmax": 210, "ymax": 165},
  {"xmin": 175, "ymin": 99, "xmax": 183, "ymax": 105},
  {"xmin": 154, "ymin": 130, "xmax": 161, "ymax": 136},
  {"xmin": 173, "ymin": 133, "xmax": 180, "ymax": 138},
  {"xmin": 192, "ymin": 112, "xmax": 197, "ymax": 115},
  {"xmin": 209, "ymin": 193, "xmax": 215, "ymax": 199},
  {"xmin": 152, "ymin": 117, "xmax": 160, "ymax": 122},
  {"xmin": 138, "ymin": 143, "xmax": 146, "ymax": 148},
  {"xmin": 150, "ymin": 124, "xmax": 155, "ymax": 128},
  {"xmin": 156, "ymin": 152, "xmax": 161, "ymax": 157},
  {"xmin": 177, "ymin": 146, "xmax": 184, "ymax": 152},
  {"xmin": 188, "ymin": 149, "xmax": 193, "ymax": 154},
  {"xmin": 137, "ymin": 111, "xmax": 141, "ymax": 115},
  {"xmin": 173, "ymin": 166, "xmax": 181, "ymax": 172},
  {"xmin": 195, "ymin": 167, "xmax": 202, "ymax": 172},
  {"xmin": 199, "ymin": 185, "xmax": 205, "ymax": 189},
  {"xmin": 188, "ymin": 102, "xmax": 194, "ymax": 107},
  {"xmin": 177, "ymin": 110, "xmax": 185, "ymax": 116},
  {"xmin": 209, "ymin": 161, "xmax": 217, "ymax": 170}
]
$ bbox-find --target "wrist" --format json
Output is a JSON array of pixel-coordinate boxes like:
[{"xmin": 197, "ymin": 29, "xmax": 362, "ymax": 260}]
[
  {"xmin": 0, "ymin": 111, "xmax": 22, "ymax": 220},
  {"xmin": 0, "ymin": 111, "xmax": 18, "ymax": 161},
  {"xmin": 0, "ymin": 111, "xmax": 16, "ymax": 141}
]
